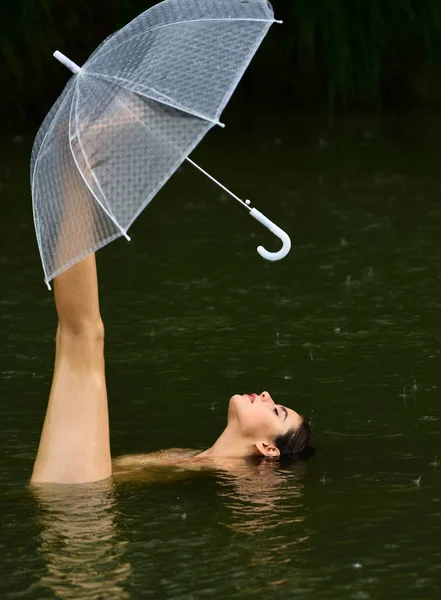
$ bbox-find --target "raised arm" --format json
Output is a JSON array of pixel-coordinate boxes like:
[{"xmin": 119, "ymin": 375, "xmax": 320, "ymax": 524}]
[{"xmin": 31, "ymin": 253, "xmax": 111, "ymax": 484}]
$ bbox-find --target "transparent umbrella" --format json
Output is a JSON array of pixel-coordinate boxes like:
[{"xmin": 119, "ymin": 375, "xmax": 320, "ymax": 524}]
[{"xmin": 31, "ymin": 0, "xmax": 291, "ymax": 289}]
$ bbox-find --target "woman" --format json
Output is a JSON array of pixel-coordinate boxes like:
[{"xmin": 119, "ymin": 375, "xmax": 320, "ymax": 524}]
[{"xmin": 31, "ymin": 254, "xmax": 311, "ymax": 484}]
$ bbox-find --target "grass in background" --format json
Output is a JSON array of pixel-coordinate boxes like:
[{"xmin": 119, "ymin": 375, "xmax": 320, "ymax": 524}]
[{"xmin": 3, "ymin": 0, "xmax": 441, "ymax": 127}]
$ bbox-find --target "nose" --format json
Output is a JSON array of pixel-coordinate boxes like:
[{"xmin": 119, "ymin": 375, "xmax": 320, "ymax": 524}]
[{"xmin": 260, "ymin": 391, "xmax": 274, "ymax": 405}]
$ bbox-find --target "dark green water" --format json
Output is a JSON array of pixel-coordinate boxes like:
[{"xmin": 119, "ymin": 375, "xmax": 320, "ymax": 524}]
[{"xmin": 2, "ymin": 113, "xmax": 441, "ymax": 598}]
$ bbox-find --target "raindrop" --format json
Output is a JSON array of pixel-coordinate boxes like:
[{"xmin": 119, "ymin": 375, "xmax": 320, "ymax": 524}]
[
  {"xmin": 353, "ymin": 562, "xmax": 363, "ymax": 569},
  {"xmin": 413, "ymin": 476, "xmax": 422, "ymax": 486}
]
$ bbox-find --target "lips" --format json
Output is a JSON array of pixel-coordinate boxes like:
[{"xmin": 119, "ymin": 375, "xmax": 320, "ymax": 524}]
[{"xmin": 245, "ymin": 393, "xmax": 257, "ymax": 403}]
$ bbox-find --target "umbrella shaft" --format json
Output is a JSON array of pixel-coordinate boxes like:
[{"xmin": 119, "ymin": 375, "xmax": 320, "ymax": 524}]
[{"xmin": 186, "ymin": 158, "xmax": 251, "ymax": 211}]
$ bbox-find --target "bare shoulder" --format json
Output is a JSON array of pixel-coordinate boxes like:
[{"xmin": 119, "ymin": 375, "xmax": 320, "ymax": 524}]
[{"xmin": 113, "ymin": 448, "xmax": 203, "ymax": 479}]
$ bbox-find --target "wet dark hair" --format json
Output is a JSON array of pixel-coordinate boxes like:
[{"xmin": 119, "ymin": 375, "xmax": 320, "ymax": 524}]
[{"xmin": 274, "ymin": 419, "xmax": 312, "ymax": 460}]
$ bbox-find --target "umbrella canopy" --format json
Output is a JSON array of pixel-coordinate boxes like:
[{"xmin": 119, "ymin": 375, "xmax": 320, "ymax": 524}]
[{"xmin": 31, "ymin": 0, "xmax": 290, "ymax": 288}]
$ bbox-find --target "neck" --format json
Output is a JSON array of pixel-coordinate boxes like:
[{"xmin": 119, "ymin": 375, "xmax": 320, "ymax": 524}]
[{"xmin": 197, "ymin": 421, "xmax": 256, "ymax": 460}]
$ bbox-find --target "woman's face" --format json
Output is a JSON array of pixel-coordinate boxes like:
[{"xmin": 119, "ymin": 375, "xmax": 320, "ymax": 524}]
[{"xmin": 228, "ymin": 391, "xmax": 303, "ymax": 443}]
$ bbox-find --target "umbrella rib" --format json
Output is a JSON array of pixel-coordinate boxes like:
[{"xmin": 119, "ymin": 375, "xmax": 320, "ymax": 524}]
[
  {"xmin": 31, "ymin": 86, "xmax": 74, "ymax": 203},
  {"xmin": 48, "ymin": 231, "xmax": 123, "ymax": 283},
  {"xmin": 31, "ymin": 85, "xmax": 76, "ymax": 288},
  {"xmin": 103, "ymin": 91, "xmax": 216, "ymax": 232},
  {"xmin": 110, "ymin": 94, "xmax": 250, "ymax": 212},
  {"xmin": 214, "ymin": 20, "xmax": 273, "ymax": 122},
  {"xmin": 68, "ymin": 88, "xmax": 131, "ymax": 241},
  {"xmin": 87, "ymin": 16, "xmax": 278, "ymax": 65},
  {"xmin": 85, "ymin": 71, "xmax": 224, "ymax": 128}
]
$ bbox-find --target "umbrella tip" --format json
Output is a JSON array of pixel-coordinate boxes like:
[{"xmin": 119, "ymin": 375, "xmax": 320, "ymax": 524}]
[
  {"xmin": 275, "ymin": 20, "xmax": 283, "ymax": 24},
  {"xmin": 124, "ymin": 232, "xmax": 131, "ymax": 242},
  {"xmin": 53, "ymin": 50, "xmax": 81, "ymax": 75}
]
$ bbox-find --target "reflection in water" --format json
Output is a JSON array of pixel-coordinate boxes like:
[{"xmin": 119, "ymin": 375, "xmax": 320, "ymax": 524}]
[
  {"xmin": 217, "ymin": 460, "xmax": 307, "ymax": 533},
  {"xmin": 32, "ymin": 481, "xmax": 130, "ymax": 600},
  {"xmin": 215, "ymin": 460, "xmax": 311, "ymax": 592},
  {"xmin": 8, "ymin": 117, "xmax": 441, "ymax": 599}
]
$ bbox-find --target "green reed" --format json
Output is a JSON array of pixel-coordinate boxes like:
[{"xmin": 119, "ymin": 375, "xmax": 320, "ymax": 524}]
[
  {"xmin": 278, "ymin": 0, "xmax": 441, "ymax": 108},
  {"xmin": 3, "ymin": 0, "xmax": 441, "ymax": 127}
]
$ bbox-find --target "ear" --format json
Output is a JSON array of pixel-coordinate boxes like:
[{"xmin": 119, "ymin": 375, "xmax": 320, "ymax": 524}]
[{"xmin": 255, "ymin": 441, "xmax": 280, "ymax": 458}]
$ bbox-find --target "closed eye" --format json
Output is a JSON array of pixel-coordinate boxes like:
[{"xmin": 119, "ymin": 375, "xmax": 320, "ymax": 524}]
[{"xmin": 274, "ymin": 406, "xmax": 288, "ymax": 421}]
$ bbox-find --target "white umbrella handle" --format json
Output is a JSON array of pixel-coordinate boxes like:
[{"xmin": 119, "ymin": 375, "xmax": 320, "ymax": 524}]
[{"xmin": 250, "ymin": 208, "xmax": 291, "ymax": 262}]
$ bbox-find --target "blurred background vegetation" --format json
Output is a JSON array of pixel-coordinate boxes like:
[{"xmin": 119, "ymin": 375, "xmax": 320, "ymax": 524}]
[{"xmin": 3, "ymin": 0, "xmax": 441, "ymax": 128}]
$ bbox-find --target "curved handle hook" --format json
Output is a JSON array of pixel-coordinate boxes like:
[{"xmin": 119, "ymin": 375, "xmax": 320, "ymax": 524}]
[{"xmin": 250, "ymin": 208, "xmax": 291, "ymax": 262}]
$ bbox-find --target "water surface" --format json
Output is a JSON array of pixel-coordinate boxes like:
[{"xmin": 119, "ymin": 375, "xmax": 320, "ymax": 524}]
[{"xmin": 2, "ymin": 113, "xmax": 441, "ymax": 598}]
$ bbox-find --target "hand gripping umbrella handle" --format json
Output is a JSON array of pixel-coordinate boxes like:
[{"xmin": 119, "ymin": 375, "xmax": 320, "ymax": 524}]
[{"xmin": 249, "ymin": 208, "xmax": 291, "ymax": 262}]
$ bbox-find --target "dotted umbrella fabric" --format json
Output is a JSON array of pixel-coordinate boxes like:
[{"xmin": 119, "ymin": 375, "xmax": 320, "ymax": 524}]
[{"xmin": 31, "ymin": 0, "xmax": 277, "ymax": 286}]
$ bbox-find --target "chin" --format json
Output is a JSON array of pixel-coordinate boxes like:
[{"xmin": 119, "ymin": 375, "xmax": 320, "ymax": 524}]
[
  {"xmin": 227, "ymin": 394, "xmax": 243, "ymax": 421},
  {"xmin": 229, "ymin": 394, "xmax": 245, "ymax": 408},
  {"xmin": 229, "ymin": 393, "xmax": 252, "ymax": 421}
]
